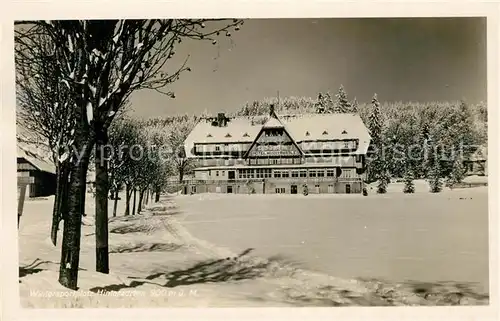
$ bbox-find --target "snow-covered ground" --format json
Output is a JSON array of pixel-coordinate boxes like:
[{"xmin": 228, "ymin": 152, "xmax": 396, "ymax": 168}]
[{"xmin": 18, "ymin": 188, "xmax": 490, "ymax": 307}]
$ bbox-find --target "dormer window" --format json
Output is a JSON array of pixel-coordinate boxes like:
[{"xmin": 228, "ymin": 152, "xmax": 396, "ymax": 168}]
[
  {"xmin": 322, "ymin": 130, "xmax": 328, "ymax": 135},
  {"xmin": 305, "ymin": 131, "xmax": 310, "ymax": 136},
  {"xmin": 243, "ymin": 132, "xmax": 249, "ymax": 137},
  {"xmin": 207, "ymin": 133, "xmax": 213, "ymax": 138},
  {"xmin": 341, "ymin": 130, "xmax": 348, "ymax": 135},
  {"xmin": 225, "ymin": 133, "xmax": 232, "ymax": 138}
]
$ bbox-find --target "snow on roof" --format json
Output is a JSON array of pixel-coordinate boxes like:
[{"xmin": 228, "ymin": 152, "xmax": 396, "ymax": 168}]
[
  {"xmin": 184, "ymin": 113, "xmax": 371, "ymax": 156},
  {"xmin": 262, "ymin": 116, "xmax": 284, "ymax": 128},
  {"xmin": 17, "ymin": 143, "xmax": 56, "ymax": 174}
]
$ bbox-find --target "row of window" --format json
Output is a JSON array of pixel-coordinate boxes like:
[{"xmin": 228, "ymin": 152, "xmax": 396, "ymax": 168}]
[
  {"xmin": 248, "ymin": 158, "xmax": 302, "ymax": 165},
  {"xmin": 199, "ymin": 156, "xmax": 362, "ymax": 168},
  {"xmin": 239, "ymin": 168, "xmax": 272, "ymax": 179},
  {"xmin": 195, "ymin": 140, "xmax": 358, "ymax": 154},
  {"xmin": 229, "ymin": 168, "xmax": 356, "ymax": 179}
]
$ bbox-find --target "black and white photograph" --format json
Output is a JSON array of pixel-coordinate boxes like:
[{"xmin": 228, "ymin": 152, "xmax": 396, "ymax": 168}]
[{"xmin": 1, "ymin": 1, "xmax": 499, "ymax": 320}]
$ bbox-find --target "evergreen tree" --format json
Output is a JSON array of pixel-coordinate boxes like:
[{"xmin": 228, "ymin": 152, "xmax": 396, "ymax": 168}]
[
  {"xmin": 368, "ymin": 94, "xmax": 382, "ymax": 145},
  {"xmin": 377, "ymin": 170, "xmax": 390, "ymax": 194},
  {"xmin": 324, "ymin": 92, "xmax": 335, "ymax": 113},
  {"xmin": 456, "ymin": 100, "xmax": 476, "ymax": 159},
  {"xmin": 351, "ymin": 97, "xmax": 359, "ymax": 113},
  {"xmin": 367, "ymin": 93, "xmax": 383, "ymax": 182},
  {"xmin": 334, "ymin": 85, "xmax": 351, "ymax": 113},
  {"xmin": 403, "ymin": 169, "xmax": 415, "ymax": 193},
  {"xmin": 315, "ymin": 93, "xmax": 326, "ymax": 113},
  {"xmin": 417, "ymin": 122, "xmax": 431, "ymax": 178},
  {"xmin": 446, "ymin": 156, "xmax": 466, "ymax": 189},
  {"xmin": 428, "ymin": 161, "xmax": 443, "ymax": 193}
]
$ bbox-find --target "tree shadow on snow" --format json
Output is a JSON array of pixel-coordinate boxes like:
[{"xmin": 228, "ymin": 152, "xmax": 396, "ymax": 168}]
[
  {"xmin": 109, "ymin": 242, "xmax": 183, "ymax": 253},
  {"xmin": 19, "ymin": 258, "xmax": 88, "ymax": 281},
  {"xmin": 401, "ymin": 280, "xmax": 489, "ymax": 304},
  {"xmin": 19, "ymin": 259, "xmax": 50, "ymax": 278},
  {"xmin": 89, "ymin": 248, "xmax": 277, "ymax": 293}
]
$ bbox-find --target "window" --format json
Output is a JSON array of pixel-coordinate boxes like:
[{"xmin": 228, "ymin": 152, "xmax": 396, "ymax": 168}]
[
  {"xmin": 225, "ymin": 133, "xmax": 232, "ymax": 137},
  {"xmin": 243, "ymin": 132, "xmax": 249, "ymax": 137},
  {"xmin": 291, "ymin": 170, "xmax": 299, "ymax": 178},
  {"xmin": 216, "ymin": 171, "xmax": 219, "ymax": 177},
  {"xmin": 343, "ymin": 169, "xmax": 352, "ymax": 178},
  {"xmin": 356, "ymin": 155, "xmax": 362, "ymax": 163},
  {"xmin": 274, "ymin": 171, "xmax": 281, "ymax": 178},
  {"xmin": 207, "ymin": 133, "xmax": 212, "ymax": 137},
  {"xmin": 305, "ymin": 131, "xmax": 310, "ymax": 136},
  {"xmin": 344, "ymin": 142, "xmax": 349, "ymax": 149},
  {"xmin": 326, "ymin": 169, "xmax": 335, "ymax": 177},
  {"xmin": 322, "ymin": 130, "xmax": 328, "ymax": 135},
  {"xmin": 275, "ymin": 187, "xmax": 286, "ymax": 194},
  {"xmin": 222, "ymin": 171, "xmax": 225, "ymax": 176},
  {"xmin": 309, "ymin": 170, "xmax": 317, "ymax": 178},
  {"xmin": 341, "ymin": 130, "xmax": 348, "ymax": 134},
  {"xmin": 317, "ymin": 170, "xmax": 325, "ymax": 177},
  {"xmin": 215, "ymin": 145, "xmax": 220, "ymax": 151},
  {"xmin": 282, "ymin": 170, "xmax": 289, "ymax": 178},
  {"xmin": 191, "ymin": 186, "xmax": 197, "ymax": 193},
  {"xmin": 299, "ymin": 170, "xmax": 307, "ymax": 178},
  {"xmin": 209, "ymin": 170, "xmax": 212, "ymax": 176}
]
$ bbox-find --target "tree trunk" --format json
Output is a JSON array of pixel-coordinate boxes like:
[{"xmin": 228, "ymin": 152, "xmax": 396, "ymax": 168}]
[
  {"xmin": 178, "ymin": 165, "xmax": 184, "ymax": 183},
  {"xmin": 124, "ymin": 184, "xmax": 131, "ymax": 216},
  {"xmin": 95, "ymin": 128, "xmax": 109, "ymax": 274},
  {"xmin": 50, "ymin": 161, "xmax": 70, "ymax": 246},
  {"xmin": 137, "ymin": 189, "xmax": 145, "ymax": 214},
  {"xmin": 132, "ymin": 188, "xmax": 137, "ymax": 215},
  {"xmin": 58, "ymin": 143, "xmax": 92, "ymax": 290},
  {"xmin": 112, "ymin": 190, "xmax": 118, "ymax": 217},
  {"xmin": 155, "ymin": 186, "xmax": 160, "ymax": 202},
  {"xmin": 144, "ymin": 189, "xmax": 149, "ymax": 207}
]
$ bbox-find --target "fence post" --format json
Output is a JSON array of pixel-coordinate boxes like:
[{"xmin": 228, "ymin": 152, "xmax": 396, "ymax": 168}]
[{"xmin": 17, "ymin": 176, "xmax": 34, "ymax": 228}]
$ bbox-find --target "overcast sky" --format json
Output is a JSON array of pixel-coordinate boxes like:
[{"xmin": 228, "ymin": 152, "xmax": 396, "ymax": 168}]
[{"xmin": 128, "ymin": 17, "xmax": 487, "ymax": 119}]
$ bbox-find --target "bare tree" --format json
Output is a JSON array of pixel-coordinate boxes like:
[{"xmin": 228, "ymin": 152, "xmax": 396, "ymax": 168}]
[
  {"xmin": 15, "ymin": 19, "xmax": 242, "ymax": 289},
  {"xmin": 15, "ymin": 27, "xmax": 75, "ymax": 245},
  {"xmin": 166, "ymin": 115, "xmax": 198, "ymax": 183}
]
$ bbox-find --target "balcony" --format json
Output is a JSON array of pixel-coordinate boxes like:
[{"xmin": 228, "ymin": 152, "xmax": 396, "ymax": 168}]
[{"xmin": 174, "ymin": 177, "xmax": 362, "ymax": 186}]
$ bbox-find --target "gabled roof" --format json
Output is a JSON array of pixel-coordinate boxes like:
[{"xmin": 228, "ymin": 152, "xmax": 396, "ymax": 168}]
[
  {"xmin": 184, "ymin": 112, "xmax": 371, "ymax": 157},
  {"xmin": 262, "ymin": 116, "xmax": 284, "ymax": 128},
  {"xmin": 17, "ymin": 143, "xmax": 56, "ymax": 174}
]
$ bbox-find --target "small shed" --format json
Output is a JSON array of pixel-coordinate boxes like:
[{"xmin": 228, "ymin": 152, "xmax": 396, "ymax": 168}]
[
  {"xmin": 464, "ymin": 145, "xmax": 487, "ymax": 176},
  {"xmin": 17, "ymin": 144, "xmax": 57, "ymax": 198}
]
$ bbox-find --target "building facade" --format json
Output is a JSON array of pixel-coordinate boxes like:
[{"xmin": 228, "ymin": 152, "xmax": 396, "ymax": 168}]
[
  {"xmin": 17, "ymin": 144, "xmax": 57, "ymax": 198},
  {"xmin": 464, "ymin": 144, "xmax": 487, "ymax": 176},
  {"xmin": 183, "ymin": 105, "xmax": 371, "ymax": 194}
]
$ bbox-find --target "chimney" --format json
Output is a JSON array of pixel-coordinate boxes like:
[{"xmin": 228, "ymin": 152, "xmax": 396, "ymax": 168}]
[{"xmin": 217, "ymin": 112, "xmax": 226, "ymax": 127}]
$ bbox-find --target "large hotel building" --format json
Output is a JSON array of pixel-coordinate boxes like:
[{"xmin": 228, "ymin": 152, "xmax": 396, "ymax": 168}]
[{"xmin": 183, "ymin": 105, "xmax": 371, "ymax": 194}]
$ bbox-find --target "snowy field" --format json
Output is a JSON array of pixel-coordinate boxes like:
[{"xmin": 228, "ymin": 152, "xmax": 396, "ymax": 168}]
[
  {"xmin": 18, "ymin": 184, "xmax": 490, "ymax": 307},
  {"xmin": 175, "ymin": 183, "xmax": 490, "ymax": 293}
]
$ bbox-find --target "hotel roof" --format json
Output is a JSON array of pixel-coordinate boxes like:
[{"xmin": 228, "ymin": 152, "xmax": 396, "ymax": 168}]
[{"xmin": 185, "ymin": 112, "xmax": 371, "ymax": 157}]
